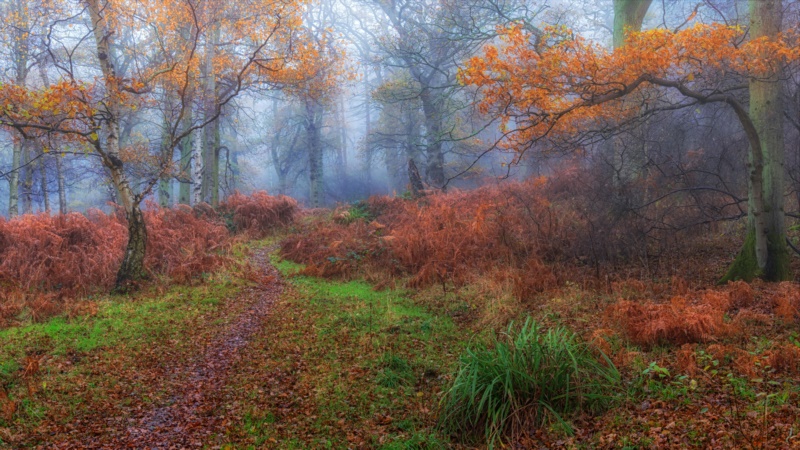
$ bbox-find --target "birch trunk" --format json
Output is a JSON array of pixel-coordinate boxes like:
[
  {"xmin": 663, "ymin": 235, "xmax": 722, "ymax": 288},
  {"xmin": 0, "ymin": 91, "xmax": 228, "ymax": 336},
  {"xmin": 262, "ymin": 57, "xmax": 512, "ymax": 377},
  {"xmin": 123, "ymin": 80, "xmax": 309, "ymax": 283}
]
[
  {"xmin": 192, "ymin": 126, "xmax": 204, "ymax": 205},
  {"xmin": 87, "ymin": 0, "xmax": 147, "ymax": 289}
]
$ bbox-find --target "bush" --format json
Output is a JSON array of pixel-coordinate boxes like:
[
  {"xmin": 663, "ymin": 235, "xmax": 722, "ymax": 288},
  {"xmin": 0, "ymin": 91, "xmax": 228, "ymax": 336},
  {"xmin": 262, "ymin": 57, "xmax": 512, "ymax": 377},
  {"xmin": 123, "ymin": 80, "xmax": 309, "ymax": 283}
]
[
  {"xmin": 0, "ymin": 192, "xmax": 297, "ymax": 325},
  {"xmin": 144, "ymin": 205, "xmax": 231, "ymax": 283},
  {"xmin": 440, "ymin": 318, "xmax": 620, "ymax": 447},
  {"xmin": 0, "ymin": 211, "xmax": 126, "ymax": 296},
  {"xmin": 220, "ymin": 190, "xmax": 298, "ymax": 238}
]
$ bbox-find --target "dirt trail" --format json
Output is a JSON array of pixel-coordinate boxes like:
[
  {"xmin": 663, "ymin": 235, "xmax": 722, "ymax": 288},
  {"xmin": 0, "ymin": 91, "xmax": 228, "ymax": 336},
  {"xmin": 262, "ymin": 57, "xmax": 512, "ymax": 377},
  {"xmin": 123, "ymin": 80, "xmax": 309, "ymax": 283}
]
[{"xmin": 53, "ymin": 248, "xmax": 282, "ymax": 449}]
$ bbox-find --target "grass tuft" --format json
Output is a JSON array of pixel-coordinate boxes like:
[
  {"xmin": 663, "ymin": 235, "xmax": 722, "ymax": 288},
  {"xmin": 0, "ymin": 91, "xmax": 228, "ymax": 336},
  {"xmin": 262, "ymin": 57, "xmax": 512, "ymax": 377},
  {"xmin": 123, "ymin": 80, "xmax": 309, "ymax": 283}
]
[{"xmin": 440, "ymin": 317, "xmax": 621, "ymax": 447}]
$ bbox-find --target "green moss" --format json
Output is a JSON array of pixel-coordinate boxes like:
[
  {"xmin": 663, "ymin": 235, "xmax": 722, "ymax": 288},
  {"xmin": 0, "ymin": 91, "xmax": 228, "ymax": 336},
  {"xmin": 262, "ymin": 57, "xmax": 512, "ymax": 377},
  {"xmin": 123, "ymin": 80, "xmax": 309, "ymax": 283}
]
[
  {"xmin": 720, "ymin": 229, "xmax": 762, "ymax": 283},
  {"xmin": 721, "ymin": 229, "xmax": 792, "ymax": 283}
]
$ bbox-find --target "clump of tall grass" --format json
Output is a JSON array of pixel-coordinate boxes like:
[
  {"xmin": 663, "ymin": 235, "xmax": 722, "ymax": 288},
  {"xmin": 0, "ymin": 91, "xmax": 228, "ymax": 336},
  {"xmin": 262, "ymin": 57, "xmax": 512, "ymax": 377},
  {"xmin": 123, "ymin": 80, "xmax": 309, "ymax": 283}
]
[{"xmin": 440, "ymin": 318, "xmax": 620, "ymax": 447}]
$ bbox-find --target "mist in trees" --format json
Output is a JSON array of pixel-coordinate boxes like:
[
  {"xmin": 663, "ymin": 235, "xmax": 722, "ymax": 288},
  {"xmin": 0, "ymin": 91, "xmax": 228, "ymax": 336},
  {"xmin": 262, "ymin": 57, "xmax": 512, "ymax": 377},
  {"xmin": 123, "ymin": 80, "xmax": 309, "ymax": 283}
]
[{"xmin": 0, "ymin": 0, "xmax": 798, "ymax": 283}]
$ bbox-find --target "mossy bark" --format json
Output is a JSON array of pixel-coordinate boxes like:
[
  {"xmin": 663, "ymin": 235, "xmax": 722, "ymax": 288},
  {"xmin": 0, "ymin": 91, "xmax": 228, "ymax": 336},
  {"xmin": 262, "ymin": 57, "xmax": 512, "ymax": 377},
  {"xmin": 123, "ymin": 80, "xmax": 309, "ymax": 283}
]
[
  {"xmin": 612, "ymin": 0, "xmax": 652, "ymax": 49},
  {"xmin": 721, "ymin": 230, "xmax": 760, "ymax": 282},
  {"xmin": 722, "ymin": 0, "xmax": 791, "ymax": 282},
  {"xmin": 721, "ymin": 230, "xmax": 791, "ymax": 283}
]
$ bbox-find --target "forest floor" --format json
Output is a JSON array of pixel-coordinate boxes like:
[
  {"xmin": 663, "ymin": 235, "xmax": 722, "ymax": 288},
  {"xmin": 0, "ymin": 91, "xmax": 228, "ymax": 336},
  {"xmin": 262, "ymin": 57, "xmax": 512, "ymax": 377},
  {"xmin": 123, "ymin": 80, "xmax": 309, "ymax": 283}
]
[{"xmin": 2, "ymin": 238, "xmax": 800, "ymax": 449}]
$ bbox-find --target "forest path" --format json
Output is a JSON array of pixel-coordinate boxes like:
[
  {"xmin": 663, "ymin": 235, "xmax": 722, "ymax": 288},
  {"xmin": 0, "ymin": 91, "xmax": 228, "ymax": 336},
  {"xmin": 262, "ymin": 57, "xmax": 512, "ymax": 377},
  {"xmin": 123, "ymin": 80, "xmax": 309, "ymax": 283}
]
[{"xmin": 52, "ymin": 246, "xmax": 282, "ymax": 449}]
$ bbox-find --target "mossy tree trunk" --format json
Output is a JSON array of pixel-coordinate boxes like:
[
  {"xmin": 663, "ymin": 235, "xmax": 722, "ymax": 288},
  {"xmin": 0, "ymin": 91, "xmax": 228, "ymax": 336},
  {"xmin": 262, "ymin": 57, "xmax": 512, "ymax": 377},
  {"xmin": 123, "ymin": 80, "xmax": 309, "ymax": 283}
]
[
  {"xmin": 611, "ymin": 0, "xmax": 652, "ymax": 189},
  {"xmin": 722, "ymin": 0, "xmax": 790, "ymax": 282},
  {"xmin": 612, "ymin": 0, "xmax": 652, "ymax": 50}
]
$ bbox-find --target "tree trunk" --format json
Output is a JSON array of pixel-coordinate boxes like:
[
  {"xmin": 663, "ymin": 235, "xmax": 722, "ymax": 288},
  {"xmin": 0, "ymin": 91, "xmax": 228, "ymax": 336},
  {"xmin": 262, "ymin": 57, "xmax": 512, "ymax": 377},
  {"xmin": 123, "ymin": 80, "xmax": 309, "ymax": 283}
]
[
  {"xmin": 115, "ymin": 192, "xmax": 147, "ymax": 290},
  {"xmin": 408, "ymin": 159, "xmax": 424, "ymax": 198},
  {"xmin": 612, "ymin": 0, "xmax": 652, "ymax": 49},
  {"xmin": 268, "ymin": 98, "xmax": 288, "ymax": 195},
  {"xmin": 419, "ymin": 88, "xmax": 445, "ymax": 188},
  {"xmin": 192, "ymin": 126, "xmax": 204, "ymax": 205},
  {"xmin": 722, "ymin": 0, "xmax": 789, "ymax": 282},
  {"xmin": 201, "ymin": 25, "xmax": 219, "ymax": 204},
  {"xmin": 210, "ymin": 114, "xmax": 221, "ymax": 206},
  {"xmin": 611, "ymin": 0, "xmax": 652, "ymax": 189},
  {"xmin": 306, "ymin": 99, "xmax": 324, "ymax": 207},
  {"xmin": 8, "ymin": 139, "xmax": 21, "ymax": 217},
  {"xmin": 40, "ymin": 157, "xmax": 49, "ymax": 213},
  {"xmin": 56, "ymin": 154, "xmax": 67, "ymax": 214},
  {"xmin": 87, "ymin": 0, "xmax": 148, "ymax": 289},
  {"xmin": 179, "ymin": 107, "xmax": 193, "ymax": 204},
  {"xmin": 336, "ymin": 95, "xmax": 348, "ymax": 180},
  {"xmin": 21, "ymin": 144, "xmax": 33, "ymax": 214},
  {"xmin": 158, "ymin": 120, "xmax": 172, "ymax": 207},
  {"xmin": 8, "ymin": 0, "xmax": 29, "ymax": 218},
  {"xmin": 363, "ymin": 70, "xmax": 373, "ymax": 186}
]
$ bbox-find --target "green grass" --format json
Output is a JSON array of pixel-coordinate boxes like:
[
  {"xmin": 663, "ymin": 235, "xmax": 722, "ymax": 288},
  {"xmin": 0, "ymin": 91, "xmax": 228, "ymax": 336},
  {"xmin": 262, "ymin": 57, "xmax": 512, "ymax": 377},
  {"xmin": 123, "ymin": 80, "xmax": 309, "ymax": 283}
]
[
  {"xmin": 0, "ymin": 270, "xmax": 248, "ymax": 440},
  {"xmin": 440, "ymin": 317, "xmax": 621, "ymax": 448},
  {"xmin": 0, "ymin": 282, "xmax": 237, "ymax": 358},
  {"xmin": 224, "ymin": 257, "xmax": 476, "ymax": 448}
]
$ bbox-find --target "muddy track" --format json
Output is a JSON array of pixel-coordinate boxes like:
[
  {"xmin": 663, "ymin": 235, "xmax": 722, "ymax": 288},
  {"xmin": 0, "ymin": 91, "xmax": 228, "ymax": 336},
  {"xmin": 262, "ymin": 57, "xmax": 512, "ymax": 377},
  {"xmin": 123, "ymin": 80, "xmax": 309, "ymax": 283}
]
[{"xmin": 53, "ymin": 247, "xmax": 282, "ymax": 449}]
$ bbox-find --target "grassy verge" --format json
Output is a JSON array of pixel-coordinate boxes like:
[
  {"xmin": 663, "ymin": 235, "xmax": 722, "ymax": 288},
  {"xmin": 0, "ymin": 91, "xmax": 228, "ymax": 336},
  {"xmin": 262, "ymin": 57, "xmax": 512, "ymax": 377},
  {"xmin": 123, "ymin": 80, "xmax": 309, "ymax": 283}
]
[
  {"xmin": 222, "ymin": 256, "xmax": 480, "ymax": 449},
  {"xmin": 0, "ymin": 248, "xmax": 258, "ymax": 447}
]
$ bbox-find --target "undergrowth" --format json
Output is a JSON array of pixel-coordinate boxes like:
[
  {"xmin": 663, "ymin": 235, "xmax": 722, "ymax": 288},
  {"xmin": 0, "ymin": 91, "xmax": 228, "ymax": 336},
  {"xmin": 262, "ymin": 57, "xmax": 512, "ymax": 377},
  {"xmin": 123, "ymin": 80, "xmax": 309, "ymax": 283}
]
[
  {"xmin": 222, "ymin": 256, "xmax": 473, "ymax": 449},
  {"xmin": 0, "ymin": 191, "xmax": 297, "ymax": 326},
  {"xmin": 0, "ymin": 262, "xmax": 254, "ymax": 444},
  {"xmin": 440, "ymin": 318, "xmax": 620, "ymax": 447}
]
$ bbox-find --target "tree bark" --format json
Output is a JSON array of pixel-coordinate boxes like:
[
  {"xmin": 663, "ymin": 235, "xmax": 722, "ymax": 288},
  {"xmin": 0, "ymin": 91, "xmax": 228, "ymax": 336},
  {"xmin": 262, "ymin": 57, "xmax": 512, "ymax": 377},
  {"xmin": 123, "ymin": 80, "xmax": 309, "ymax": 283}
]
[
  {"xmin": 192, "ymin": 125, "xmax": 204, "ymax": 205},
  {"xmin": 55, "ymin": 154, "xmax": 67, "ymax": 214},
  {"xmin": 8, "ymin": 139, "xmax": 21, "ymax": 217},
  {"xmin": 201, "ymin": 24, "xmax": 219, "ymax": 204},
  {"xmin": 419, "ymin": 87, "xmax": 445, "ymax": 187},
  {"xmin": 611, "ymin": 0, "xmax": 652, "ymax": 189},
  {"xmin": 40, "ymin": 157, "xmax": 49, "ymax": 213},
  {"xmin": 21, "ymin": 144, "xmax": 33, "ymax": 214},
  {"xmin": 179, "ymin": 101, "xmax": 193, "ymax": 204},
  {"xmin": 8, "ymin": 0, "xmax": 29, "ymax": 218},
  {"xmin": 87, "ymin": 0, "xmax": 147, "ymax": 289},
  {"xmin": 158, "ymin": 118, "xmax": 172, "ymax": 207},
  {"xmin": 722, "ymin": 0, "xmax": 789, "ymax": 281},
  {"xmin": 612, "ymin": 0, "xmax": 652, "ymax": 49},
  {"xmin": 363, "ymin": 70, "xmax": 373, "ymax": 186},
  {"xmin": 210, "ymin": 112, "xmax": 221, "ymax": 206},
  {"xmin": 306, "ymin": 99, "xmax": 324, "ymax": 207}
]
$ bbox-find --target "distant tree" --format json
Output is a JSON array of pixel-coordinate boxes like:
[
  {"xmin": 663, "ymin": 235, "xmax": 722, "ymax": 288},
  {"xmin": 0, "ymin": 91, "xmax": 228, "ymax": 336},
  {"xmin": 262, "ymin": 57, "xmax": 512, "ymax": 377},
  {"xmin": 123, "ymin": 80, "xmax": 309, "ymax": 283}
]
[{"xmin": 366, "ymin": 0, "xmax": 536, "ymax": 189}]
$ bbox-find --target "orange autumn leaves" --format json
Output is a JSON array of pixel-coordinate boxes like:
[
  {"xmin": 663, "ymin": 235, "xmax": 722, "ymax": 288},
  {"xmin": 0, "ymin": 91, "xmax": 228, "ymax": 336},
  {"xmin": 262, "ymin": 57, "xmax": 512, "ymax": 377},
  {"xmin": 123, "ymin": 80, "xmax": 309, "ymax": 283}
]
[
  {"xmin": 460, "ymin": 23, "xmax": 800, "ymax": 151},
  {"xmin": 0, "ymin": 0, "xmax": 335, "ymax": 146},
  {"xmin": 0, "ymin": 81, "xmax": 95, "ymax": 137}
]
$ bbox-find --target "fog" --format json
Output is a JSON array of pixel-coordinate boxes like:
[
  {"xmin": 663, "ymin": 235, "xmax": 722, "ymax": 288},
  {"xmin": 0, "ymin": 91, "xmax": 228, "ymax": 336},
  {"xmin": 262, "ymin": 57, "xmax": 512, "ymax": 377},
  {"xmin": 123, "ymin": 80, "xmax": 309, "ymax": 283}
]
[{"xmin": 0, "ymin": 0, "xmax": 797, "ymax": 217}]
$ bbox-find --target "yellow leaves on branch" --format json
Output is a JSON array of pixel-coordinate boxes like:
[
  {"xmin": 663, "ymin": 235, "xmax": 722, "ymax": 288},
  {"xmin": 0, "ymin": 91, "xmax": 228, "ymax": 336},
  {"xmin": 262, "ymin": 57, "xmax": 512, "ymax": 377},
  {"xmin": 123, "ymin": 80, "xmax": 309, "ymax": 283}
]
[
  {"xmin": 0, "ymin": 0, "xmax": 317, "ymax": 146},
  {"xmin": 0, "ymin": 81, "xmax": 96, "ymax": 137},
  {"xmin": 460, "ymin": 23, "xmax": 800, "ymax": 150}
]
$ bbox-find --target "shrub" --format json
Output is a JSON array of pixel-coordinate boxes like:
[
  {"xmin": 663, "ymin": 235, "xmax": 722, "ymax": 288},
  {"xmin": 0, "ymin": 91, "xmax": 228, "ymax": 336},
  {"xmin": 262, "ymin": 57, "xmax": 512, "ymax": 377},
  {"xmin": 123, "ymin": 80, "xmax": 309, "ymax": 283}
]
[
  {"xmin": 220, "ymin": 190, "xmax": 298, "ymax": 237},
  {"xmin": 0, "ymin": 211, "xmax": 126, "ymax": 296},
  {"xmin": 0, "ymin": 191, "xmax": 296, "ymax": 325},
  {"xmin": 143, "ymin": 204, "xmax": 231, "ymax": 283},
  {"xmin": 607, "ymin": 296, "xmax": 731, "ymax": 347},
  {"xmin": 440, "ymin": 318, "xmax": 620, "ymax": 447}
]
